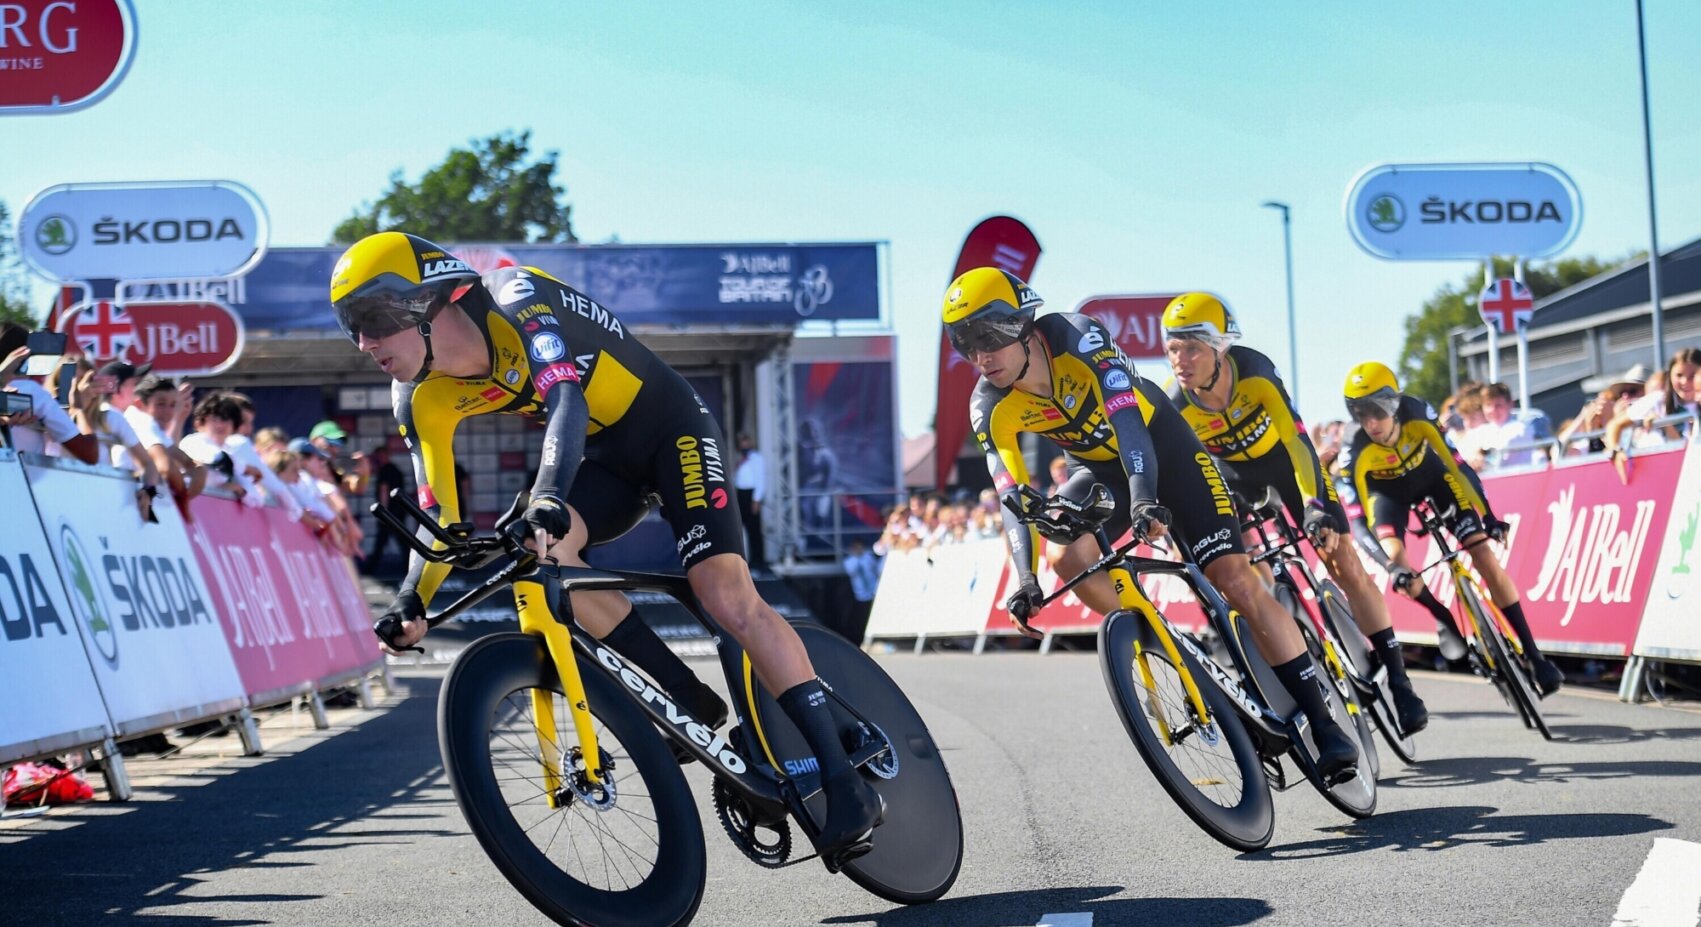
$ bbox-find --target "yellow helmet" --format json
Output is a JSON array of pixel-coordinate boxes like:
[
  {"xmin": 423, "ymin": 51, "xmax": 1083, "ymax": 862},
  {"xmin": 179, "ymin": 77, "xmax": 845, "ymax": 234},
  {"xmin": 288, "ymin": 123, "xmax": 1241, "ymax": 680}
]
[
  {"xmin": 329, "ymin": 231, "xmax": 480, "ymax": 344},
  {"xmin": 941, "ymin": 267, "xmax": 1042, "ymax": 357},
  {"xmin": 1343, "ymin": 361, "xmax": 1402, "ymax": 421},
  {"xmin": 1161, "ymin": 292, "xmax": 1241, "ymax": 351}
]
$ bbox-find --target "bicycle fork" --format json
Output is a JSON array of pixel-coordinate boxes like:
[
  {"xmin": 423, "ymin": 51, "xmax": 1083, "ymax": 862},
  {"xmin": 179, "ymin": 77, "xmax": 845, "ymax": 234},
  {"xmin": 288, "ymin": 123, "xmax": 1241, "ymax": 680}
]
[
  {"xmin": 1116, "ymin": 565, "xmax": 1214, "ymax": 744},
  {"xmin": 516, "ymin": 578, "xmax": 604, "ymax": 809}
]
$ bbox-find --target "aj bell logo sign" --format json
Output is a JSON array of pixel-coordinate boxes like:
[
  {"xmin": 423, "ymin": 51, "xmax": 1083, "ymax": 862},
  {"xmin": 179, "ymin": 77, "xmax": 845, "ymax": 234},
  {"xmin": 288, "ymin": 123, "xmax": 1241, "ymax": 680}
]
[
  {"xmin": 19, "ymin": 179, "xmax": 270, "ymax": 282},
  {"xmin": 61, "ymin": 298, "xmax": 246, "ymax": 376},
  {"xmin": 1344, "ymin": 162, "xmax": 1581, "ymax": 261}
]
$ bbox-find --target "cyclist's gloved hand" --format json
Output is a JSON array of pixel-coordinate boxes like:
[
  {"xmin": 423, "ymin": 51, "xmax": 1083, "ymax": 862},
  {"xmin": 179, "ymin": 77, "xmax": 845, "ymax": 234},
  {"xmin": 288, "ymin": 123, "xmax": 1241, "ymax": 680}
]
[
  {"xmin": 1302, "ymin": 500, "xmax": 1341, "ymax": 540},
  {"xmin": 1006, "ymin": 579, "xmax": 1044, "ymax": 638},
  {"xmin": 1389, "ymin": 567, "xmax": 1419, "ymax": 595},
  {"xmin": 1485, "ymin": 518, "xmax": 1510, "ymax": 544},
  {"xmin": 373, "ymin": 590, "xmax": 425, "ymax": 653},
  {"xmin": 521, "ymin": 493, "xmax": 572, "ymax": 549},
  {"xmin": 1130, "ymin": 501, "xmax": 1171, "ymax": 544}
]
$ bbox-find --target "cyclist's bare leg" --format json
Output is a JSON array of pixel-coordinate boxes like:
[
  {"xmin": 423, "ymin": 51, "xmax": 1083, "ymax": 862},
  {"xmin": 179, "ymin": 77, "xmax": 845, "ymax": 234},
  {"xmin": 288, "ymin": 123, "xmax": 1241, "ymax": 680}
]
[
  {"xmin": 1055, "ymin": 536, "xmax": 1119, "ymax": 614},
  {"xmin": 1203, "ymin": 553, "xmax": 1305, "ymax": 665},
  {"xmin": 547, "ymin": 503, "xmax": 636, "ymax": 636},
  {"xmin": 1317, "ymin": 530, "xmax": 1393, "ymax": 635},
  {"xmin": 684, "ymin": 552, "xmax": 813, "ymax": 693},
  {"xmin": 1462, "ymin": 533, "xmax": 1518, "ymax": 608}
]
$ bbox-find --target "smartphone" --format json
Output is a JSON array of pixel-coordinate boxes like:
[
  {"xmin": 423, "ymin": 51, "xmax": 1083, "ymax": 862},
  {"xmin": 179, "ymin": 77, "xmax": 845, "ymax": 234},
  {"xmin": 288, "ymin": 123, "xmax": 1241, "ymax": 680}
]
[
  {"xmin": 21, "ymin": 331, "xmax": 68, "ymax": 377},
  {"xmin": 55, "ymin": 364, "xmax": 77, "ymax": 405},
  {"xmin": 2, "ymin": 390, "xmax": 33, "ymax": 415}
]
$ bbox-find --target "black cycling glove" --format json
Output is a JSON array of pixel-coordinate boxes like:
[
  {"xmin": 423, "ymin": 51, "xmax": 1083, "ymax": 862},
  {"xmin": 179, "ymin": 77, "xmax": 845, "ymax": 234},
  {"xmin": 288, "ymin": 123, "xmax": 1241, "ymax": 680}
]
[
  {"xmin": 1302, "ymin": 500, "xmax": 1342, "ymax": 539},
  {"xmin": 1007, "ymin": 579, "xmax": 1044, "ymax": 625},
  {"xmin": 1130, "ymin": 501, "xmax": 1172, "ymax": 544},
  {"xmin": 522, "ymin": 493, "xmax": 572, "ymax": 542},
  {"xmin": 1389, "ymin": 567, "xmax": 1419, "ymax": 594},
  {"xmin": 373, "ymin": 589, "xmax": 425, "ymax": 652}
]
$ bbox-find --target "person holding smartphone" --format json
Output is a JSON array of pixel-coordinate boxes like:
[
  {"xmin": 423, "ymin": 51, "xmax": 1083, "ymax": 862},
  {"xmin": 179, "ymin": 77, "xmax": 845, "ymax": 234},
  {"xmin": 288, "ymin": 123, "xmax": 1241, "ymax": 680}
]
[
  {"xmin": 54, "ymin": 356, "xmax": 163, "ymax": 520},
  {"xmin": 0, "ymin": 323, "xmax": 100, "ymax": 464}
]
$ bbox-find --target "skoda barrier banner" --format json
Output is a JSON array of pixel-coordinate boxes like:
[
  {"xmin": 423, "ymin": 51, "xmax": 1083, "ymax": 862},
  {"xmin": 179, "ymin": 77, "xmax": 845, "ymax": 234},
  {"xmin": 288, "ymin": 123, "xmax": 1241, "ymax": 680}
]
[
  {"xmin": 185, "ymin": 494, "xmax": 377, "ymax": 704},
  {"xmin": 228, "ymin": 242, "xmax": 880, "ymax": 331},
  {"xmin": 0, "ymin": 451, "xmax": 114, "ymax": 763},
  {"xmin": 23, "ymin": 458, "xmax": 247, "ymax": 732},
  {"xmin": 1344, "ymin": 162, "xmax": 1581, "ymax": 261},
  {"xmin": 19, "ymin": 180, "xmax": 270, "ymax": 282}
]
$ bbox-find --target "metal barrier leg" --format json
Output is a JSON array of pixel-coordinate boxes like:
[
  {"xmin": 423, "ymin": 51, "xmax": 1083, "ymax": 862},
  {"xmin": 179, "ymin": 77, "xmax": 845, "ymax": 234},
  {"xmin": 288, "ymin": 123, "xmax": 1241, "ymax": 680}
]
[
  {"xmin": 95, "ymin": 737, "xmax": 133, "ymax": 801},
  {"xmin": 1619, "ymin": 656, "xmax": 1647, "ymax": 703},
  {"xmin": 1039, "ymin": 632, "xmax": 1056, "ymax": 655},
  {"xmin": 378, "ymin": 664, "xmax": 396, "ymax": 695},
  {"xmin": 913, "ymin": 633, "xmax": 928, "ymax": 656},
  {"xmin": 973, "ymin": 633, "xmax": 988, "ymax": 655},
  {"xmin": 235, "ymin": 708, "xmax": 265, "ymax": 756},
  {"xmin": 307, "ymin": 692, "xmax": 331, "ymax": 730},
  {"xmin": 357, "ymin": 676, "xmax": 377, "ymax": 709}
]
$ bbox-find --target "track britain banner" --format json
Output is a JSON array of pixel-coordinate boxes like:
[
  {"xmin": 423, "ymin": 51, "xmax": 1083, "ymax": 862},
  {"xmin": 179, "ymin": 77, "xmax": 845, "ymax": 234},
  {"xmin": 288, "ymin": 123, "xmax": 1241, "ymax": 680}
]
[
  {"xmin": 210, "ymin": 242, "xmax": 880, "ymax": 331},
  {"xmin": 185, "ymin": 494, "xmax": 379, "ymax": 703},
  {"xmin": 0, "ymin": 451, "xmax": 114, "ymax": 764}
]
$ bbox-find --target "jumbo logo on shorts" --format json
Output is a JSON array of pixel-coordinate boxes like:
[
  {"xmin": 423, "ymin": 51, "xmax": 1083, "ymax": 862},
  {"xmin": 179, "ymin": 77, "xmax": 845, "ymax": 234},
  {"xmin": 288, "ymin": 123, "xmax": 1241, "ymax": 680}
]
[{"xmin": 677, "ymin": 436, "xmax": 726, "ymax": 510}]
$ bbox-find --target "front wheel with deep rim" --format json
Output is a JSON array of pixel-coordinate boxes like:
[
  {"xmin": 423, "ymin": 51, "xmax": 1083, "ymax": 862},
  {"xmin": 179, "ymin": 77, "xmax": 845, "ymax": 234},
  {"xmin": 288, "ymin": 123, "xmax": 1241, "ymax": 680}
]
[
  {"xmin": 1099, "ymin": 610, "xmax": 1274, "ymax": 852},
  {"xmin": 439, "ymin": 633, "xmax": 707, "ymax": 927},
  {"xmin": 1459, "ymin": 580, "xmax": 1552, "ymax": 741}
]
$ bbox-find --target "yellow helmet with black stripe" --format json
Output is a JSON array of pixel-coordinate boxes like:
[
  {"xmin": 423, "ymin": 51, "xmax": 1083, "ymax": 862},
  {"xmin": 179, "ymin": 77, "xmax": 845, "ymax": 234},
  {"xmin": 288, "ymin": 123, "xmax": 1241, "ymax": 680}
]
[
  {"xmin": 1161, "ymin": 292, "xmax": 1241, "ymax": 352},
  {"xmin": 329, "ymin": 232, "xmax": 480, "ymax": 344},
  {"xmin": 941, "ymin": 267, "xmax": 1042, "ymax": 357}
]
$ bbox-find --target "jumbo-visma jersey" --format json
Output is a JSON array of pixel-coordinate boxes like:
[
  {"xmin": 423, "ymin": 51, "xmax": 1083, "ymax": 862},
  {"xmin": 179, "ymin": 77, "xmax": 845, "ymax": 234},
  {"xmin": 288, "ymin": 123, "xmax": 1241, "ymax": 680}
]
[{"xmin": 1166, "ymin": 345, "xmax": 1327, "ymax": 502}]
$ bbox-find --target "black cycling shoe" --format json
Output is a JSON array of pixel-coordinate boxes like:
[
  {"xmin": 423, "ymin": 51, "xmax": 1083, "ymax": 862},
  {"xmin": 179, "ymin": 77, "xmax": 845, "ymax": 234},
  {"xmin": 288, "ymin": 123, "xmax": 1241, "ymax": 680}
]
[
  {"xmin": 1310, "ymin": 720, "xmax": 1360, "ymax": 787},
  {"xmin": 816, "ymin": 771, "xmax": 886, "ymax": 873},
  {"xmin": 667, "ymin": 682, "xmax": 730, "ymax": 765},
  {"xmin": 1531, "ymin": 657, "xmax": 1565, "ymax": 697},
  {"xmin": 1436, "ymin": 620, "xmax": 1468, "ymax": 663},
  {"xmin": 1389, "ymin": 677, "xmax": 1429, "ymax": 735}
]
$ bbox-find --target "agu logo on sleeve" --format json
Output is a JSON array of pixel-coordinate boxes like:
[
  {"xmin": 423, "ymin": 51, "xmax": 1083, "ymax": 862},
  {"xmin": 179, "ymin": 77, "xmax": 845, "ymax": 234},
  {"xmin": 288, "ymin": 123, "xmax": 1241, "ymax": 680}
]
[{"xmin": 59, "ymin": 526, "xmax": 118, "ymax": 667}]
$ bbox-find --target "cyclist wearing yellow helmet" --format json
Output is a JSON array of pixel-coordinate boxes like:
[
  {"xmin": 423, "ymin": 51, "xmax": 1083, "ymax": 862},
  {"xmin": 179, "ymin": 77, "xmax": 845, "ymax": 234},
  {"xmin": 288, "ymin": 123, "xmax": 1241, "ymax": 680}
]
[
  {"xmin": 946, "ymin": 268, "xmax": 1361, "ymax": 781},
  {"xmin": 1163, "ymin": 293, "xmax": 1429, "ymax": 733},
  {"xmin": 1339, "ymin": 361, "xmax": 1563, "ymax": 695},
  {"xmin": 334, "ymin": 231, "xmax": 884, "ymax": 866}
]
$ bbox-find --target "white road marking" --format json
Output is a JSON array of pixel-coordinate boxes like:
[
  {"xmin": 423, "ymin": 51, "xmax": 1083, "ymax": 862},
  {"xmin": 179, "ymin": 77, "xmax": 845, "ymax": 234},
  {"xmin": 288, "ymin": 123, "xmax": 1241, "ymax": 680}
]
[
  {"xmin": 1037, "ymin": 915, "xmax": 1092, "ymax": 927},
  {"xmin": 1611, "ymin": 838, "xmax": 1701, "ymax": 927}
]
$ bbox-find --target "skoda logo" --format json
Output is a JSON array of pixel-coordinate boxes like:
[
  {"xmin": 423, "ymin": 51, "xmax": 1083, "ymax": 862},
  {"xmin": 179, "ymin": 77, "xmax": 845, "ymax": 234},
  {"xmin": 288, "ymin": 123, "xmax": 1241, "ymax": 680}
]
[
  {"xmin": 35, "ymin": 215, "xmax": 77, "ymax": 255},
  {"xmin": 60, "ymin": 525, "xmax": 118, "ymax": 666},
  {"xmin": 1367, "ymin": 195, "xmax": 1405, "ymax": 232}
]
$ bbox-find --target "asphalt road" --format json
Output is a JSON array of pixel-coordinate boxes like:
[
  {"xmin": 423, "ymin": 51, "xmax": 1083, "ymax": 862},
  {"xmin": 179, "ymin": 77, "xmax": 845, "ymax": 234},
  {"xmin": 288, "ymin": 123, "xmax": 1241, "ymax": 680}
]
[{"xmin": 5, "ymin": 653, "xmax": 1700, "ymax": 927}]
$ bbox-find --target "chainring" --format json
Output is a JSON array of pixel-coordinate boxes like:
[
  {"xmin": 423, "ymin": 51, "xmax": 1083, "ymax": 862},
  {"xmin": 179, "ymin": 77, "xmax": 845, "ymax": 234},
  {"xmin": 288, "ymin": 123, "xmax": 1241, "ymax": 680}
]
[{"xmin": 712, "ymin": 778, "xmax": 791, "ymax": 868}]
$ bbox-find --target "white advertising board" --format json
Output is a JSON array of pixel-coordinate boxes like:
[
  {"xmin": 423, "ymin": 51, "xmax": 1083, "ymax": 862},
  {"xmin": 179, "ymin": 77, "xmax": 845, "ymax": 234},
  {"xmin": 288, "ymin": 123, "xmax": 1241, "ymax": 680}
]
[
  {"xmin": 1632, "ymin": 443, "xmax": 1701, "ymax": 662},
  {"xmin": 19, "ymin": 180, "xmax": 269, "ymax": 282}
]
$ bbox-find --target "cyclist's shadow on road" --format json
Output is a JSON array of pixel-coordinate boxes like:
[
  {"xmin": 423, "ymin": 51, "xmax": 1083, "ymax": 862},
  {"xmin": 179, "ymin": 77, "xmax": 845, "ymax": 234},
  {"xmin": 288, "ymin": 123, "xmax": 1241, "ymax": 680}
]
[
  {"xmin": 1380, "ymin": 753, "xmax": 1701, "ymax": 788},
  {"xmin": 1243, "ymin": 804, "xmax": 1673, "ymax": 860},
  {"xmin": 824, "ymin": 886, "xmax": 1270, "ymax": 927},
  {"xmin": 3, "ymin": 674, "xmax": 456, "ymax": 926}
]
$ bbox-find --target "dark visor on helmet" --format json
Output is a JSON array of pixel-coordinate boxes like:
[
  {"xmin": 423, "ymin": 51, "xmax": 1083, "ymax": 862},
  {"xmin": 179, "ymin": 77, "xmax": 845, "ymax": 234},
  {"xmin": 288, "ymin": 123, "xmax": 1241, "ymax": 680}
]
[
  {"xmin": 333, "ymin": 284, "xmax": 445, "ymax": 344},
  {"xmin": 1345, "ymin": 388, "xmax": 1400, "ymax": 422},
  {"xmin": 947, "ymin": 316, "xmax": 1027, "ymax": 358}
]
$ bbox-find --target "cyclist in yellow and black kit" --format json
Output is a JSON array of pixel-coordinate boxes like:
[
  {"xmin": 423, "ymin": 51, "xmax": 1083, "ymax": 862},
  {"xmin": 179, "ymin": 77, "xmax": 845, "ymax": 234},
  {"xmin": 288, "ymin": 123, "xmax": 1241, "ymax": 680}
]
[
  {"xmin": 945, "ymin": 268, "xmax": 1359, "ymax": 781},
  {"xmin": 1160, "ymin": 293, "xmax": 1428, "ymax": 733},
  {"xmin": 1338, "ymin": 362, "xmax": 1563, "ymax": 695},
  {"xmin": 331, "ymin": 232, "xmax": 883, "ymax": 867}
]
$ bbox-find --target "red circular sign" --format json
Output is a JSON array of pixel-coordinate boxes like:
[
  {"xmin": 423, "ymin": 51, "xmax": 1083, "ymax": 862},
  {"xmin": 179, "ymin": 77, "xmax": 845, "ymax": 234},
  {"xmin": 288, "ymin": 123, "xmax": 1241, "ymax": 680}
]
[
  {"xmin": 62, "ymin": 299, "xmax": 246, "ymax": 376},
  {"xmin": 0, "ymin": 0, "xmax": 136, "ymax": 115}
]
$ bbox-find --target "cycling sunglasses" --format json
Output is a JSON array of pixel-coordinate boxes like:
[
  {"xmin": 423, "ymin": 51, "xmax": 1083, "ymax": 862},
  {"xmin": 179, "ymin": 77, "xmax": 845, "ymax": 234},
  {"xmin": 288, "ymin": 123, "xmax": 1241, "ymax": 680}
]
[
  {"xmin": 1345, "ymin": 391, "xmax": 1400, "ymax": 423},
  {"xmin": 947, "ymin": 317, "xmax": 1027, "ymax": 359},
  {"xmin": 333, "ymin": 284, "xmax": 445, "ymax": 344}
]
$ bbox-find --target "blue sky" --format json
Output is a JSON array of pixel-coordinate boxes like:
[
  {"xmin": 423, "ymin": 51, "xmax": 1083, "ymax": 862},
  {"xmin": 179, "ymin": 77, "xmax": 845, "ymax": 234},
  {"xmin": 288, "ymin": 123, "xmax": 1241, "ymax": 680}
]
[{"xmin": 4, "ymin": 1, "xmax": 1698, "ymax": 436}]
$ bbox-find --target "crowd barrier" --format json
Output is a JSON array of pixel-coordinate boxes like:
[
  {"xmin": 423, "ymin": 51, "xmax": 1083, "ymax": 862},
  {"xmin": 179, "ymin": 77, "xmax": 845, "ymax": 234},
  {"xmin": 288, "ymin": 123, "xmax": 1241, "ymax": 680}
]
[
  {"xmin": 0, "ymin": 450, "xmax": 384, "ymax": 802},
  {"xmin": 865, "ymin": 443, "xmax": 1701, "ymax": 677}
]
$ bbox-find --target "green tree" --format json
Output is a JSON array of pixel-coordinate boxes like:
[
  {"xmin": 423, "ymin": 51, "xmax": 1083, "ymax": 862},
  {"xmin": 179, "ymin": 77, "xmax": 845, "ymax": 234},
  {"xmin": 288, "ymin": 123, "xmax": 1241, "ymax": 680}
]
[
  {"xmin": 1396, "ymin": 253, "xmax": 1629, "ymax": 404},
  {"xmin": 0, "ymin": 200, "xmax": 39, "ymax": 327},
  {"xmin": 332, "ymin": 130, "xmax": 578, "ymax": 245}
]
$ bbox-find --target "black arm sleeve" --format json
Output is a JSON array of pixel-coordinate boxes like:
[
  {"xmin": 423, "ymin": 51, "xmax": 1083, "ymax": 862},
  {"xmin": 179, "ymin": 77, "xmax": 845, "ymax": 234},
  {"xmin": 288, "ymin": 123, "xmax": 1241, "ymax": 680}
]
[{"xmin": 532, "ymin": 377, "xmax": 589, "ymax": 502}]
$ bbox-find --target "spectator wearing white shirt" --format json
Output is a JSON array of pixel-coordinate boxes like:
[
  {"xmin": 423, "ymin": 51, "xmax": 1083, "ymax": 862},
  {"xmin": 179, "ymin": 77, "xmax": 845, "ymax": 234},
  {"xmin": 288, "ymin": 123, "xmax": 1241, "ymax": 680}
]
[
  {"xmin": 57, "ymin": 358, "xmax": 162, "ymax": 520},
  {"xmin": 1467, "ymin": 382, "xmax": 1551, "ymax": 469},
  {"xmin": 121, "ymin": 375, "xmax": 208, "ymax": 511},
  {"xmin": 290, "ymin": 437, "xmax": 363, "ymax": 557},
  {"xmin": 735, "ymin": 433, "xmax": 768, "ymax": 570},
  {"xmin": 1610, "ymin": 348, "xmax": 1701, "ymax": 454},
  {"xmin": 265, "ymin": 447, "xmax": 337, "ymax": 542},
  {"xmin": 0, "ymin": 323, "xmax": 100, "ymax": 464},
  {"xmin": 178, "ymin": 393, "xmax": 260, "ymax": 507},
  {"xmin": 224, "ymin": 392, "xmax": 304, "ymax": 520}
]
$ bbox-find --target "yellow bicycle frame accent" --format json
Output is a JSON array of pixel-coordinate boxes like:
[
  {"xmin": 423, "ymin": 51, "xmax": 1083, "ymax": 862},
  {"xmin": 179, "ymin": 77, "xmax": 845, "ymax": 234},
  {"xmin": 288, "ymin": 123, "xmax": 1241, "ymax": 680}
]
[
  {"xmin": 742, "ymin": 654, "xmax": 786, "ymax": 773},
  {"xmin": 1448, "ymin": 558, "xmax": 1523, "ymax": 662},
  {"xmin": 516, "ymin": 579, "xmax": 603, "ymax": 808},
  {"xmin": 1113, "ymin": 563, "xmax": 1214, "ymax": 744}
]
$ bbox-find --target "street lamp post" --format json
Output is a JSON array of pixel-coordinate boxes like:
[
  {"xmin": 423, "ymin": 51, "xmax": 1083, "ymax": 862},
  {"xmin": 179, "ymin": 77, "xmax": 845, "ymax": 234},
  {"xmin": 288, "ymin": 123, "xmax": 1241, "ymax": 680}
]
[
  {"xmin": 1263, "ymin": 201, "xmax": 1299, "ymax": 407},
  {"xmin": 1636, "ymin": 0, "xmax": 1666, "ymax": 368}
]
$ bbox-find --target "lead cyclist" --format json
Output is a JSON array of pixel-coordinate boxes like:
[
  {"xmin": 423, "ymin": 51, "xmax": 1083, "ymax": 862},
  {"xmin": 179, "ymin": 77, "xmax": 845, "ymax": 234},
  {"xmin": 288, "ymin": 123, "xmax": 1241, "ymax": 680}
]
[{"xmin": 330, "ymin": 231, "xmax": 883, "ymax": 868}]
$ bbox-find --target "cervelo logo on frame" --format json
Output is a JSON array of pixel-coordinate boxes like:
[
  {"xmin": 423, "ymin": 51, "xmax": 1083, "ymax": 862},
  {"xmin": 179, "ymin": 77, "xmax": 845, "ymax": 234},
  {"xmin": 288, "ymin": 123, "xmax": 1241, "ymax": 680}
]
[{"xmin": 594, "ymin": 645, "xmax": 747, "ymax": 773}]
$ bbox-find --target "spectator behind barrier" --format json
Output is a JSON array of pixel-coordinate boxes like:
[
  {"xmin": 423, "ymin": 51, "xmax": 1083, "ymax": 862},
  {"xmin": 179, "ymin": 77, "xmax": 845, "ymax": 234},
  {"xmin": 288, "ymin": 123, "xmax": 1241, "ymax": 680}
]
[
  {"xmin": 1468, "ymin": 382, "xmax": 1551, "ymax": 469},
  {"xmin": 266, "ymin": 446, "xmax": 336, "ymax": 540},
  {"xmin": 179, "ymin": 392, "xmax": 257, "ymax": 505},
  {"xmin": 222, "ymin": 392, "xmax": 306, "ymax": 520},
  {"xmin": 53, "ymin": 356, "xmax": 162, "ymax": 520},
  {"xmin": 290, "ymin": 436, "xmax": 363, "ymax": 557},
  {"xmin": 1609, "ymin": 348, "xmax": 1701, "ymax": 452},
  {"xmin": 1448, "ymin": 381, "xmax": 1486, "ymax": 463},
  {"xmin": 124, "ymin": 374, "xmax": 209, "ymax": 513},
  {"xmin": 364, "ymin": 446, "xmax": 410, "ymax": 575},
  {"xmin": 0, "ymin": 322, "xmax": 100, "ymax": 464},
  {"xmin": 1558, "ymin": 373, "xmax": 1643, "ymax": 456}
]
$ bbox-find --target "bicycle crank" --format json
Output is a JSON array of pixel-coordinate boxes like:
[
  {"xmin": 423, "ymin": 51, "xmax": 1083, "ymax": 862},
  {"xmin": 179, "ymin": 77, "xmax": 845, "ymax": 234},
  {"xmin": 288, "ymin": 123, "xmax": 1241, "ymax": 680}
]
[{"xmin": 713, "ymin": 779, "xmax": 792, "ymax": 868}]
